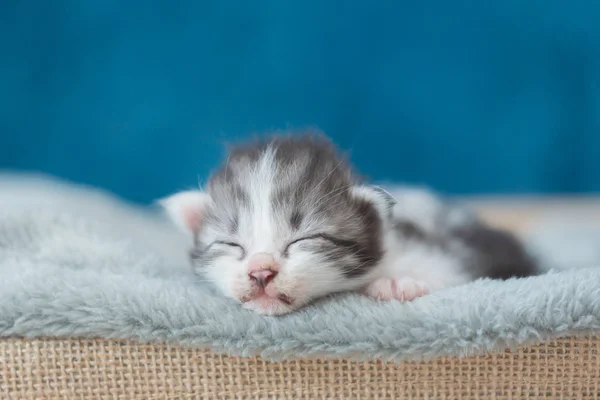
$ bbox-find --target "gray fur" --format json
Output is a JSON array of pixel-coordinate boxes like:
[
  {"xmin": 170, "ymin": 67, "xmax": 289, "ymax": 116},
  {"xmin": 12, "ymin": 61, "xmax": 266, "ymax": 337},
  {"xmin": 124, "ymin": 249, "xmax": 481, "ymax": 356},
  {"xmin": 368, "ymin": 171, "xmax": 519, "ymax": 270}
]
[
  {"xmin": 198, "ymin": 131, "xmax": 385, "ymax": 279},
  {"xmin": 452, "ymin": 222, "xmax": 539, "ymax": 279},
  {"xmin": 201, "ymin": 132, "xmax": 537, "ymax": 289},
  {"xmin": 392, "ymin": 209, "xmax": 538, "ymax": 280},
  {"xmin": 1, "ymin": 174, "xmax": 600, "ymax": 362}
]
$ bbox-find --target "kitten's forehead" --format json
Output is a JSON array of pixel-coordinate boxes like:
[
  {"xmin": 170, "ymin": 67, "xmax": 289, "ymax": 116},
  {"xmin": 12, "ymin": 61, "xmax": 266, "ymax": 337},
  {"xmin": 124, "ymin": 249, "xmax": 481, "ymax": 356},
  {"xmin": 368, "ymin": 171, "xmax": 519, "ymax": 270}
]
[{"xmin": 207, "ymin": 134, "xmax": 357, "ymax": 220}]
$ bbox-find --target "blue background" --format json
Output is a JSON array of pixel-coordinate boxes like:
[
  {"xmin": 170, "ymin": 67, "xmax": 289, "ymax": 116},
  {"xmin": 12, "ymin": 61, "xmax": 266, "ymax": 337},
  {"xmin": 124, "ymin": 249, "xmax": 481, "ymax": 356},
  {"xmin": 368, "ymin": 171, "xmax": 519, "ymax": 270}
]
[{"xmin": 1, "ymin": 1, "xmax": 599, "ymax": 204}]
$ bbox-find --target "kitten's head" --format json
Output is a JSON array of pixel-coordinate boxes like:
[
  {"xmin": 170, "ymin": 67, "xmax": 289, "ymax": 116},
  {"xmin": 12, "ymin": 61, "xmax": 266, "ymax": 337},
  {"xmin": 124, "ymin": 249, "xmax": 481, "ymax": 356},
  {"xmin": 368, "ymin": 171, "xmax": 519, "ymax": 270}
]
[{"xmin": 161, "ymin": 133, "xmax": 395, "ymax": 315}]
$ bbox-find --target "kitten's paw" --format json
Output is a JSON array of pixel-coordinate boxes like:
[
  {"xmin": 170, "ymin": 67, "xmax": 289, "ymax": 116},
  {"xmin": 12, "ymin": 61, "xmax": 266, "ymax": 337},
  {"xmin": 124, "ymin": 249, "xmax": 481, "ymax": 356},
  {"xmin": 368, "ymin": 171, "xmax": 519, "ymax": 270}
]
[
  {"xmin": 364, "ymin": 277, "xmax": 430, "ymax": 302},
  {"xmin": 394, "ymin": 278, "xmax": 430, "ymax": 301}
]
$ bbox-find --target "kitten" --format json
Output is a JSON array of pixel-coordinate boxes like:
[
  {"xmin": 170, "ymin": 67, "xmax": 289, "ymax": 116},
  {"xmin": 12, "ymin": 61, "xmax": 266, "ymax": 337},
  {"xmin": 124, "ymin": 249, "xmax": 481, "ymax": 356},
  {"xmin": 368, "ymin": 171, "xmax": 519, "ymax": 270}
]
[{"xmin": 161, "ymin": 131, "xmax": 538, "ymax": 315}]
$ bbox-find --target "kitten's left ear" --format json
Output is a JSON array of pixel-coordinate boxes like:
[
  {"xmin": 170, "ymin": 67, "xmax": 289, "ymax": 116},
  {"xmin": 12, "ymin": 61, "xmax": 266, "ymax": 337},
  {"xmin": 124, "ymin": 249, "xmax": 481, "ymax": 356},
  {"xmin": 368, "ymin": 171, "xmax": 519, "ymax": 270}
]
[
  {"xmin": 158, "ymin": 190, "xmax": 211, "ymax": 236},
  {"xmin": 351, "ymin": 185, "xmax": 397, "ymax": 220}
]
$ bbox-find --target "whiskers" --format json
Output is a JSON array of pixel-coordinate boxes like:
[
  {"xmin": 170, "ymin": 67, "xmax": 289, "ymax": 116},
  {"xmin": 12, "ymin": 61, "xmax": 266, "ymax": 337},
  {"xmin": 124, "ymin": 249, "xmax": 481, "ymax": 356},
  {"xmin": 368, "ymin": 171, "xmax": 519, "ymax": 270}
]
[
  {"xmin": 312, "ymin": 183, "xmax": 353, "ymax": 210},
  {"xmin": 297, "ymin": 158, "xmax": 347, "ymax": 210}
]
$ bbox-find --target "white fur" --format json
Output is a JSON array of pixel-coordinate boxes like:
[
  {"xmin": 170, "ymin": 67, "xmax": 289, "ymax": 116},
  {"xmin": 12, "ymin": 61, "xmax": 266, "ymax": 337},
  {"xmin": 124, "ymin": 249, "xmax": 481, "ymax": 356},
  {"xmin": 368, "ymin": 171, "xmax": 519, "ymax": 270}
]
[
  {"xmin": 248, "ymin": 146, "xmax": 277, "ymax": 255},
  {"xmin": 390, "ymin": 187, "xmax": 443, "ymax": 233},
  {"xmin": 363, "ymin": 229, "xmax": 472, "ymax": 301},
  {"xmin": 360, "ymin": 188, "xmax": 476, "ymax": 301},
  {"xmin": 390, "ymin": 186, "xmax": 475, "ymax": 233}
]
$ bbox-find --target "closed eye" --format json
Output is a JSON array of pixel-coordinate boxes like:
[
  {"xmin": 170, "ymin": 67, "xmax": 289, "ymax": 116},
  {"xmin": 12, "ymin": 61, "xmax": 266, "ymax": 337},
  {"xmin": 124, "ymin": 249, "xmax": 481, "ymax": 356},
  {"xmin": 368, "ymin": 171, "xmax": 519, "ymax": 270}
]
[
  {"xmin": 214, "ymin": 240, "xmax": 242, "ymax": 248},
  {"xmin": 207, "ymin": 240, "xmax": 246, "ymax": 257},
  {"xmin": 283, "ymin": 233, "xmax": 358, "ymax": 255}
]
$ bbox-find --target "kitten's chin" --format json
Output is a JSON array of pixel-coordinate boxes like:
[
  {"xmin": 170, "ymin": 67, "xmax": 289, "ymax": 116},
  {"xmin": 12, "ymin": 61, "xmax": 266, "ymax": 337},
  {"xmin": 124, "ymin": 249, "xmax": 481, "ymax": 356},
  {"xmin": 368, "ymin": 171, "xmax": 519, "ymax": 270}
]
[{"xmin": 241, "ymin": 295, "xmax": 301, "ymax": 316}]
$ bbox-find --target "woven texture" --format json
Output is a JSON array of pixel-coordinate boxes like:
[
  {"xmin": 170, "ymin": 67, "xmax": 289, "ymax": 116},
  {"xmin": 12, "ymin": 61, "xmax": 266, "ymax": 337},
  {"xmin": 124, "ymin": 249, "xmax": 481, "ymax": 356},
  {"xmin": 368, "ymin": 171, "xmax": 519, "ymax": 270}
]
[{"xmin": 1, "ymin": 336, "xmax": 599, "ymax": 399}]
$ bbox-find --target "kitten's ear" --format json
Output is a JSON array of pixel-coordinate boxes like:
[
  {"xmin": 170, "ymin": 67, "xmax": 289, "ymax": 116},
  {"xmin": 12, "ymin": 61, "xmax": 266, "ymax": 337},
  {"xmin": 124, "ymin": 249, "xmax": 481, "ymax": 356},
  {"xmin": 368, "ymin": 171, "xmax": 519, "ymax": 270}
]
[
  {"xmin": 158, "ymin": 190, "xmax": 211, "ymax": 236},
  {"xmin": 351, "ymin": 185, "xmax": 396, "ymax": 220}
]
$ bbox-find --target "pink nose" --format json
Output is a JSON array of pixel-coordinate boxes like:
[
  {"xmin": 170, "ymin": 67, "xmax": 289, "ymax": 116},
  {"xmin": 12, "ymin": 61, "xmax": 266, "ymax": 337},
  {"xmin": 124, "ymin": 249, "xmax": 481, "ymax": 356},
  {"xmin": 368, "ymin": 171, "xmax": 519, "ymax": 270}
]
[
  {"xmin": 249, "ymin": 269, "xmax": 277, "ymax": 287},
  {"xmin": 247, "ymin": 252, "xmax": 279, "ymax": 288}
]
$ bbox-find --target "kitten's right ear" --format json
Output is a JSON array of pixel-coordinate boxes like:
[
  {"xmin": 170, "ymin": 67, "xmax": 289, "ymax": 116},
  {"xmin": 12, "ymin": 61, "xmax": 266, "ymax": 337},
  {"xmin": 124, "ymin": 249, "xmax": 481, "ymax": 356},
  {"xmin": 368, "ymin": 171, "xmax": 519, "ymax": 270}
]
[
  {"xmin": 351, "ymin": 185, "xmax": 397, "ymax": 221},
  {"xmin": 158, "ymin": 190, "xmax": 211, "ymax": 236}
]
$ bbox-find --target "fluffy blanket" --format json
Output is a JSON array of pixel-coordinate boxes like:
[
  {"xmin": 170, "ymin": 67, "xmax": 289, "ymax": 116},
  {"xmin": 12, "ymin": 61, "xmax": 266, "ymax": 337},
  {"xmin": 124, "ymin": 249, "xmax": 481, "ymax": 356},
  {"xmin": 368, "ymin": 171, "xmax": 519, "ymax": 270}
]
[{"xmin": 1, "ymin": 174, "xmax": 600, "ymax": 362}]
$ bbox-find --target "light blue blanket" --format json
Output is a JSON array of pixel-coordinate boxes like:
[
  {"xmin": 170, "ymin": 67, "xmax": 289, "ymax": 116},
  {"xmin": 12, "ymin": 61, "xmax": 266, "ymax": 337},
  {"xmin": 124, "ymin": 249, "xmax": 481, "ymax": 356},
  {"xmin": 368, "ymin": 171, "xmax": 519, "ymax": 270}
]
[{"xmin": 1, "ymin": 175, "xmax": 599, "ymax": 361}]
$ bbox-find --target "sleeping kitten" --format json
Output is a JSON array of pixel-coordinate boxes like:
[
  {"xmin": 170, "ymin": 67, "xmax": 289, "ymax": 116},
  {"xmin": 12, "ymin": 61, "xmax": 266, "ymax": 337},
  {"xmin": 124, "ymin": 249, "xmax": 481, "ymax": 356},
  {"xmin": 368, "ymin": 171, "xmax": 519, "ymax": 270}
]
[{"xmin": 161, "ymin": 131, "xmax": 537, "ymax": 315}]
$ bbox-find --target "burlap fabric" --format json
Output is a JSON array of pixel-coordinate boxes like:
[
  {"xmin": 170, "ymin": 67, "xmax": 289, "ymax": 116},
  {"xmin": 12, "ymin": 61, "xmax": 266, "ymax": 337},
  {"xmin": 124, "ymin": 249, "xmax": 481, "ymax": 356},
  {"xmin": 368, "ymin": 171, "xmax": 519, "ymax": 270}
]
[{"xmin": 1, "ymin": 336, "xmax": 598, "ymax": 399}]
